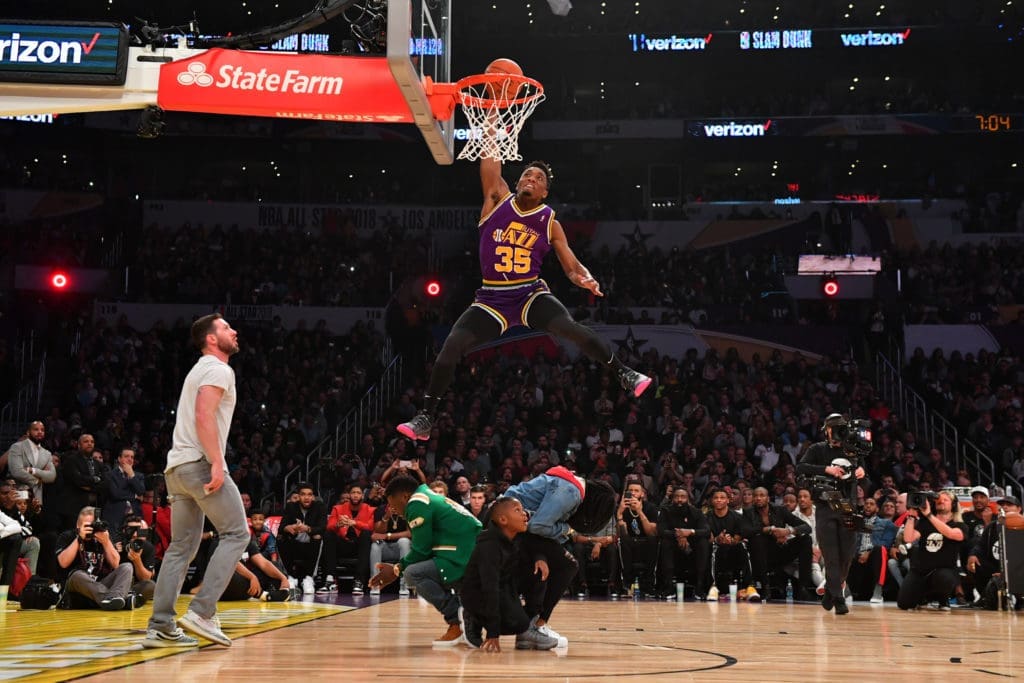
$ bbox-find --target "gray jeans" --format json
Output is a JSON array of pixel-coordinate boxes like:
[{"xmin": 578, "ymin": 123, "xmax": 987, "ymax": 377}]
[
  {"xmin": 67, "ymin": 563, "xmax": 133, "ymax": 605},
  {"xmin": 403, "ymin": 559, "xmax": 460, "ymax": 624},
  {"xmin": 147, "ymin": 460, "xmax": 249, "ymax": 632}
]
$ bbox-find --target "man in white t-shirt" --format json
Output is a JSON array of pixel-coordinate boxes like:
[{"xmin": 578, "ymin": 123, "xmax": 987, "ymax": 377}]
[{"xmin": 144, "ymin": 313, "xmax": 247, "ymax": 650}]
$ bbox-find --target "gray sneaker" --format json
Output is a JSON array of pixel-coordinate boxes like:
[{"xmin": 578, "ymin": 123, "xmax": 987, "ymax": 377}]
[
  {"xmin": 179, "ymin": 609, "xmax": 231, "ymax": 647},
  {"xmin": 397, "ymin": 411, "xmax": 433, "ymax": 440},
  {"xmin": 515, "ymin": 626, "xmax": 559, "ymax": 650},
  {"xmin": 142, "ymin": 628, "xmax": 199, "ymax": 649}
]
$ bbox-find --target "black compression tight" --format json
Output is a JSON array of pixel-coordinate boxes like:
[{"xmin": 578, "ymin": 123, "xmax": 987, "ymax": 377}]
[
  {"xmin": 422, "ymin": 295, "xmax": 623, "ymax": 413},
  {"xmin": 526, "ymin": 294, "xmax": 621, "ymax": 367},
  {"xmin": 424, "ymin": 306, "xmax": 502, "ymax": 406}
]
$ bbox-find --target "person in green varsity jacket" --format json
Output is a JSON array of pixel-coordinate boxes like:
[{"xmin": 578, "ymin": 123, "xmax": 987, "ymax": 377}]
[{"xmin": 369, "ymin": 475, "xmax": 482, "ymax": 646}]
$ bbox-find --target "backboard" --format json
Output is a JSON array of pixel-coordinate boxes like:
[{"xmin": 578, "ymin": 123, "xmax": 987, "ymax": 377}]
[{"xmin": 387, "ymin": 0, "xmax": 454, "ymax": 165}]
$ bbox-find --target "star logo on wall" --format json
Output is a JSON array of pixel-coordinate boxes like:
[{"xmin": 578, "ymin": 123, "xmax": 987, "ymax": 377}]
[
  {"xmin": 613, "ymin": 327, "xmax": 649, "ymax": 355},
  {"xmin": 621, "ymin": 224, "xmax": 653, "ymax": 249}
]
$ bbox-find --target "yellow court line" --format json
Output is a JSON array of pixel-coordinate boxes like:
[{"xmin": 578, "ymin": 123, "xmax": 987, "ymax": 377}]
[{"xmin": 0, "ymin": 598, "xmax": 351, "ymax": 682}]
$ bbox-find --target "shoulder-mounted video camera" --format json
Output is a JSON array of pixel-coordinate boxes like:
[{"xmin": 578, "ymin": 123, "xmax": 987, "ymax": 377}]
[
  {"xmin": 907, "ymin": 490, "xmax": 940, "ymax": 511},
  {"xmin": 825, "ymin": 415, "xmax": 873, "ymax": 458}
]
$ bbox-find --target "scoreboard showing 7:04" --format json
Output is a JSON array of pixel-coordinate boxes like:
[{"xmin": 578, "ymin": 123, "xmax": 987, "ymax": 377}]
[{"xmin": 974, "ymin": 114, "xmax": 1020, "ymax": 132}]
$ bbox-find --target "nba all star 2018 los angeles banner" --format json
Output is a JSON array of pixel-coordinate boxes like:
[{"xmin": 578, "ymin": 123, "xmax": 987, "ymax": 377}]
[{"xmin": 157, "ymin": 48, "xmax": 414, "ymax": 123}]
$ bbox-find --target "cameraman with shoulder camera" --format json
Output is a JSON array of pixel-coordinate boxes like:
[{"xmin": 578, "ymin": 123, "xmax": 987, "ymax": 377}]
[
  {"xmin": 56, "ymin": 506, "xmax": 134, "ymax": 609},
  {"xmin": 797, "ymin": 414, "xmax": 866, "ymax": 615},
  {"xmin": 897, "ymin": 490, "xmax": 966, "ymax": 610}
]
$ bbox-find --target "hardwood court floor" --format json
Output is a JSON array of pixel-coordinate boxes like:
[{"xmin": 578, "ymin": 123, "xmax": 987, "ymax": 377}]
[{"xmin": 59, "ymin": 595, "xmax": 1020, "ymax": 683}]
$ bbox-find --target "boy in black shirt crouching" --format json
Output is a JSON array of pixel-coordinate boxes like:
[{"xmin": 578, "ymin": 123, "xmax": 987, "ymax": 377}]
[{"xmin": 460, "ymin": 498, "xmax": 559, "ymax": 652}]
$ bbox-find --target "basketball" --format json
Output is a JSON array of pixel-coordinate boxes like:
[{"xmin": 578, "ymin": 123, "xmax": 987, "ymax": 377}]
[
  {"xmin": 1006, "ymin": 511, "xmax": 1024, "ymax": 530},
  {"xmin": 485, "ymin": 57, "xmax": 523, "ymax": 76},
  {"xmin": 484, "ymin": 57, "xmax": 524, "ymax": 101}
]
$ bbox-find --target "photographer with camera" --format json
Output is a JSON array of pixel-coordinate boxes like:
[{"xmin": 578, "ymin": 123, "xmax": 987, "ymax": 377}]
[
  {"xmin": 116, "ymin": 513, "xmax": 157, "ymax": 602},
  {"xmin": 56, "ymin": 506, "xmax": 134, "ymax": 609},
  {"xmin": 897, "ymin": 490, "xmax": 966, "ymax": 610},
  {"xmin": 797, "ymin": 414, "xmax": 867, "ymax": 615}
]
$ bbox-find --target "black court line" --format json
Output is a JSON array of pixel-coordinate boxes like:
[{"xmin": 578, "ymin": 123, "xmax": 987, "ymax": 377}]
[
  {"xmin": 974, "ymin": 670, "xmax": 1016, "ymax": 678},
  {"xmin": 376, "ymin": 640, "xmax": 737, "ymax": 679}
]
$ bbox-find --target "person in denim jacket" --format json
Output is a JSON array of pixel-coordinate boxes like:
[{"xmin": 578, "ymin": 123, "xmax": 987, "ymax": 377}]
[{"xmin": 504, "ymin": 466, "xmax": 616, "ymax": 647}]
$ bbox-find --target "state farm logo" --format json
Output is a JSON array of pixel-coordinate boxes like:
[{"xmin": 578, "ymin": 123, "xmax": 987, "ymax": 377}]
[
  {"xmin": 172, "ymin": 59, "xmax": 343, "ymax": 95},
  {"xmin": 177, "ymin": 62, "xmax": 213, "ymax": 87}
]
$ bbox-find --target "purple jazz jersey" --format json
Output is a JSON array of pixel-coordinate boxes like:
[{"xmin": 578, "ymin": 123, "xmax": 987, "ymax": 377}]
[
  {"xmin": 478, "ymin": 193, "xmax": 554, "ymax": 286},
  {"xmin": 472, "ymin": 193, "xmax": 556, "ymax": 333}
]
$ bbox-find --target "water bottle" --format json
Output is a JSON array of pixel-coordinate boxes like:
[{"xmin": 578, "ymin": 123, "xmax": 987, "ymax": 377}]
[
  {"xmin": 786, "ymin": 580, "xmax": 794, "ymax": 603},
  {"xmin": 632, "ymin": 579, "xmax": 640, "ymax": 602}
]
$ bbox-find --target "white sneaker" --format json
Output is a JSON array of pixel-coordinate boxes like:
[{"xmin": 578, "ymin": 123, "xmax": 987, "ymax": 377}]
[
  {"xmin": 532, "ymin": 617, "xmax": 568, "ymax": 648},
  {"xmin": 399, "ymin": 579, "xmax": 410, "ymax": 596},
  {"xmin": 870, "ymin": 585, "xmax": 884, "ymax": 604},
  {"xmin": 301, "ymin": 576, "xmax": 315, "ymax": 595},
  {"xmin": 288, "ymin": 576, "xmax": 300, "ymax": 592},
  {"xmin": 707, "ymin": 585, "xmax": 720, "ymax": 601},
  {"xmin": 179, "ymin": 610, "xmax": 231, "ymax": 647},
  {"xmin": 370, "ymin": 586, "xmax": 381, "ymax": 596}
]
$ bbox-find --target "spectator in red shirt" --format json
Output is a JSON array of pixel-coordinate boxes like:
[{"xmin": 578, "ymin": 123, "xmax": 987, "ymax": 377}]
[{"xmin": 324, "ymin": 483, "xmax": 375, "ymax": 594}]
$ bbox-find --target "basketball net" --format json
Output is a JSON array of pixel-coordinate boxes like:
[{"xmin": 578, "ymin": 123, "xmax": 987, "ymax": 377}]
[{"xmin": 454, "ymin": 74, "xmax": 545, "ymax": 162}]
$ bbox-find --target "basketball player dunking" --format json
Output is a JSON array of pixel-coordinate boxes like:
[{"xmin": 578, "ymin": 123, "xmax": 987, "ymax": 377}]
[{"xmin": 398, "ymin": 157, "xmax": 651, "ymax": 440}]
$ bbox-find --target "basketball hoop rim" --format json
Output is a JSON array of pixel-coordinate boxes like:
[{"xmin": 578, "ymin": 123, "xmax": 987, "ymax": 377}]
[{"xmin": 454, "ymin": 72, "xmax": 544, "ymax": 108}]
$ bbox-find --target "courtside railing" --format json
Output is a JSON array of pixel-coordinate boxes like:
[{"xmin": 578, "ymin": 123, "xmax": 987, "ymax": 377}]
[
  {"xmin": 0, "ymin": 351, "xmax": 47, "ymax": 446},
  {"xmin": 875, "ymin": 351, "xmax": 1015, "ymax": 495}
]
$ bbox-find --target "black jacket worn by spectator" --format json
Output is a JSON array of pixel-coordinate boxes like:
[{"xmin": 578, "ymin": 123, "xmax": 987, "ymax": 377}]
[
  {"xmin": 103, "ymin": 467, "xmax": 145, "ymax": 531},
  {"xmin": 657, "ymin": 502, "xmax": 710, "ymax": 540},
  {"xmin": 280, "ymin": 500, "xmax": 328, "ymax": 539},
  {"xmin": 970, "ymin": 519, "xmax": 1003, "ymax": 571},
  {"xmin": 61, "ymin": 453, "xmax": 107, "ymax": 519},
  {"xmin": 741, "ymin": 504, "xmax": 813, "ymax": 539}
]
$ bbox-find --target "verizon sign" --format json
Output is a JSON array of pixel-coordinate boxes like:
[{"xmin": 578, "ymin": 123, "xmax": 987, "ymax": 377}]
[
  {"xmin": 694, "ymin": 120, "xmax": 774, "ymax": 138},
  {"xmin": 158, "ymin": 48, "xmax": 414, "ymax": 123}
]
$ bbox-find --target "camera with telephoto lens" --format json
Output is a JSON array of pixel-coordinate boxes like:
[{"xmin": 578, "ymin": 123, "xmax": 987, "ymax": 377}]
[{"xmin": 907, "ymin": 490, "xmax": 940, "ymax": 511}]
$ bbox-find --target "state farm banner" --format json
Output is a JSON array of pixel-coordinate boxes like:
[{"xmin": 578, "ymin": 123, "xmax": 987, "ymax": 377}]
[{"xmin": 157, "ymin": 48, "xmax": 414, "ymax": 123}]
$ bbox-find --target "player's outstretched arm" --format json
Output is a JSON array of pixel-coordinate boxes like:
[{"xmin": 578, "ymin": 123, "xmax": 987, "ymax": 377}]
[
  {"xmin": 550, "ymin": 219, "xmax": 602, "ymax": 297},
  {"xmin": 480, "ymin": 156, "xmax": 510, "ymax": 221}
]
